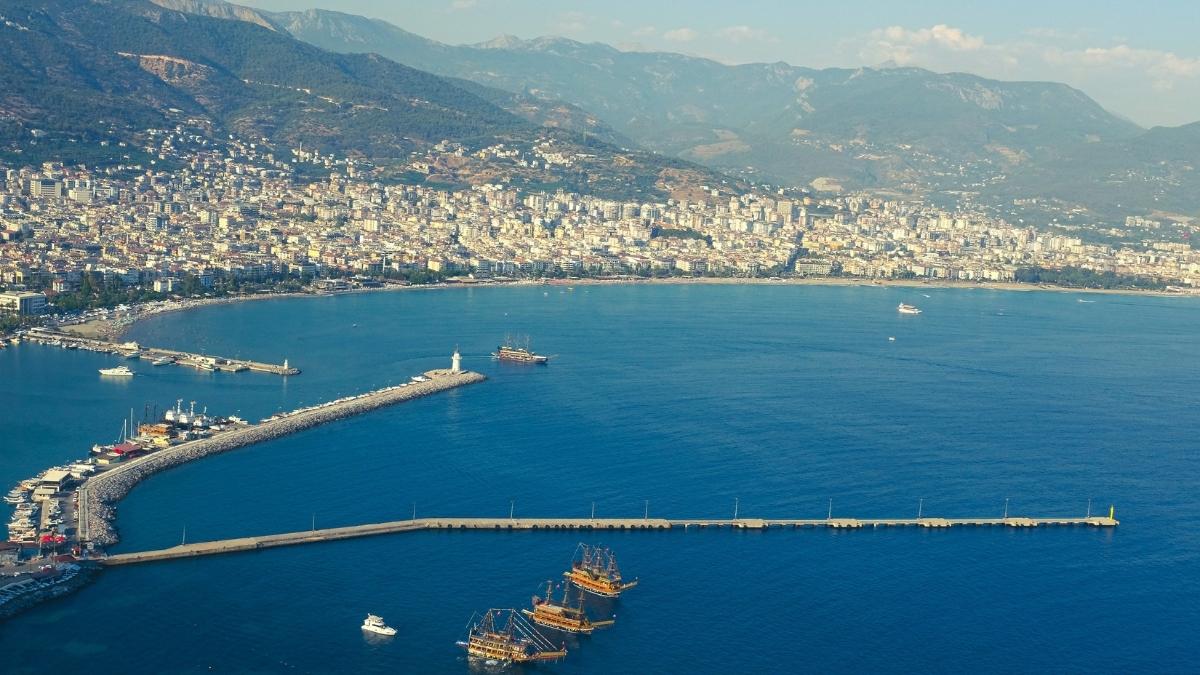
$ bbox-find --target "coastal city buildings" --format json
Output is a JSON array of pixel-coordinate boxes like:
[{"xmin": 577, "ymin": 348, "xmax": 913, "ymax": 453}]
[
  {"xmin": 0, "ymin": 291, "xmax": 47, "ymax": 316},
  {"xmin": 1, "ymin": 124, "xmax": 1198, "ymax": 311}
]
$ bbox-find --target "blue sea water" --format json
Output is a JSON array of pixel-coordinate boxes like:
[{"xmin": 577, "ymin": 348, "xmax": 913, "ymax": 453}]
[{"xmin": 0, "ymin": 284, "xmax": 1198, "ymax": 673}]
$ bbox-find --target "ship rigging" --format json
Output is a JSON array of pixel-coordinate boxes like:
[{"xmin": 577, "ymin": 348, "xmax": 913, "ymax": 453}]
[
  {"xmin": 564, "ymin": 544, "xmax": 639, "ymax": 598},
  {"xmin": 456, "ymin": 608, "xmax": 567, "ymax": 665},
  {"xmin": 522, "ymin": 580, "xmax": 615, "ymax": 634}
]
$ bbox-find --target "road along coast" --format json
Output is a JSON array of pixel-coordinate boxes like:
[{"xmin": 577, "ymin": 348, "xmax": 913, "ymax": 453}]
[{"xmin": 79, "ymin": 369, "xmax": 485, "ymax": 547}]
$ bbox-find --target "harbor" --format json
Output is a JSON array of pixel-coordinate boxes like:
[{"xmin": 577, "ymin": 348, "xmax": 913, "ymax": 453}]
[
  {"xmin": 79, "ymin": 363, "xmax": 482, "ymax": 547},
  {"xmin": 0, "ymin": 349, "xmax": 483, "ymax": 619},
  {"xmin": 19, "ymin": 327, "xmax": 300, "ymax": 376},
  {"xmin": 99, "ymin": 512, "xmax": 1119, "ymax": 566}
]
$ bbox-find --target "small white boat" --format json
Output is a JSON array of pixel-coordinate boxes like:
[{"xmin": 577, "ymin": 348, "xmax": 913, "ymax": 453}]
[
  {"xmin": 99, "ymin": 365, "xmax": 134, "ymax": 377},
  {"xmin": 362, "ymin": 614, "xmax": 397, "ymax": 636},
  {"xmin": 151, "ymin": 356, "xmax": 174, "ymax": 366},
  {"xmin": 897, "ymin": 303, "xmax": 922, "ymax": 315}
]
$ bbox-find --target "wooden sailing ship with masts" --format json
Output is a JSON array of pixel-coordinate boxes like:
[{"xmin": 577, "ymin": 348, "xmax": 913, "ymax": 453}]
[
  {"xmin": 493, "ymin": 334, "xmax": 551, "ymax": 364},
  {"xmin": 456, "ymin": 609, "xmax": 567, "ymax": 665},
  {"xmin": 563, "ymin": 544, "xmax": 638, "ymax": 598},
  {"xmin": 522, "ymin": 580, "xmax": 615, "ymax": 634}
]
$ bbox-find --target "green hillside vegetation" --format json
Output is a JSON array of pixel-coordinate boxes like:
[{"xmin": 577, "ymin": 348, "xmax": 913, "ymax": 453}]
[
  {"xmin": 1014, "ymin": 266, "xmax": 1169, "ymax": 290},
  {"xmin": 0, "ymin": 0, "xmax": 528, "ymax": 159},
  {"xmin": 0, "ymin": 0, "xmax": 732, "ymax": 199}
]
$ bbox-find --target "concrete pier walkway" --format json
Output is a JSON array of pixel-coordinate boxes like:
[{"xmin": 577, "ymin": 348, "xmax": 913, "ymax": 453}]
[
  {"xmin": 99, "ymin": 514, "xmax": 1119, "ymax": 566},
  {"xmin": 25, "ymin": 328, "xmax": 299, "ymax": 375}
]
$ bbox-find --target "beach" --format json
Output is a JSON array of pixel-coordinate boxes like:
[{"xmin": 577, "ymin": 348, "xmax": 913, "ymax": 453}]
[{"xmin": 52, "ymin": 275, "xmax": 1197, "ymax": 342}]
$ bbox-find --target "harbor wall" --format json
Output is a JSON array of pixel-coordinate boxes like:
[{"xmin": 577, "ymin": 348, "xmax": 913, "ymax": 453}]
[
  {"xmin": 100, "ymin": 514, "xmax": 1119, "ymax": 566},
  {"xmin": 81, "ymin": 371, "xmax": 485, "ymax": 547}
]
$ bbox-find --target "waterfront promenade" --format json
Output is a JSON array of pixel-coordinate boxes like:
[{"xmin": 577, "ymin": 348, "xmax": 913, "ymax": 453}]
[
  {"xmin": 101, "ymin": 514, "xmax": 1119, "ymax": 566},
  {"xmin": 79, "ymin": 369, "xmax": 486, "ymax": 547}
]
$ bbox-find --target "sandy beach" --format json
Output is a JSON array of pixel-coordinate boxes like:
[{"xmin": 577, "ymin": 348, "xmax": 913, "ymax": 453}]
[{"xmin": 53, "ymin": 275, "xmax": 1197, "ymax": 342}]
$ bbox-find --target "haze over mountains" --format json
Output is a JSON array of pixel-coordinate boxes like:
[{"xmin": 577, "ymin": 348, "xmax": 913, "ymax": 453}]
[
  {"xmin": 1, "ymin": 0, "xmax": 1196, "ymax": 218},
  {"xmin": 151, "ymin": 0, "xmax": 1200, "ymax": 220}
]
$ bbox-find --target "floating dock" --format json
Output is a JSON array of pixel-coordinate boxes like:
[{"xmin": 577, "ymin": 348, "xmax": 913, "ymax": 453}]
[
  {"xmin": 100, "ymin": 514, "xmax": 1119, "ymax": 566},
  {"xmin": 23, "ymin": 328, "xmax": 299, "ymax": 376}
]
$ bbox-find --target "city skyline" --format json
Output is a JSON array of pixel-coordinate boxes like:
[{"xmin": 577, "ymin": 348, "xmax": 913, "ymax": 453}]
[{"xmin": 237, "ymin": 0, "xmax": 1200, "ymax": 128}]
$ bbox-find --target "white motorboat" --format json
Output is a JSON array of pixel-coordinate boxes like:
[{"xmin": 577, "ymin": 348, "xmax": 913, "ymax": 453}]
[{"xmin": 362, "ymin": 614, "xmax": 397, "ymax": 636}]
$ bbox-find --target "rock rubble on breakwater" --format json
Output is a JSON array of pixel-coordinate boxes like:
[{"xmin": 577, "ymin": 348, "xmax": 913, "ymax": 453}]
[{"xmin": 82, "ymin": 371, "xmax": 485, "ymax": 547}]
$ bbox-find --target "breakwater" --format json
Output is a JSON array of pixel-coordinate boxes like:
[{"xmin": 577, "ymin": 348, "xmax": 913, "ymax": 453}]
[
  {"xmin": 79, "ymin": 370, "xmax": 485, "ymax": 547},
  {"xmin": 0, "ymin": 563, "xmax": 100, "ymax": 620},
  {"xmin": 101, "ymin": 513, "xmax": 1119, "ymax": 565}
]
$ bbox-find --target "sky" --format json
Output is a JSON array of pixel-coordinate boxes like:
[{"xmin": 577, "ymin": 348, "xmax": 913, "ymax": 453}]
[{"xmin": 239, "ymin": 0, "xmax": 1200, "ymax": 128}]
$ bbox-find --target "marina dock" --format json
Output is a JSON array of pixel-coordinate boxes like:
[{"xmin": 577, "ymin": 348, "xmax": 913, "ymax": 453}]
[
  {"xmin": 22, "ymin": 328, "xmax": 300, "ymax": 376},
  {"xmin": 100, "ymin": 514, "xmax": 1119, "ymax": 566}
]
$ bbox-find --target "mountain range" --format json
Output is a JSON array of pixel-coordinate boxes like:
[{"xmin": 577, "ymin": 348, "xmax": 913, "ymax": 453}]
[
  {"xmin": 0, "ymin": 0, "xmax": 726, "ymax": 200},
  {"xmin": 154, "ymin": 0, "xmax": 1200, "ymax": 220},
  {"xmin": 2, "ymin": 0, "xmax": 1197, "ymax": 218}
]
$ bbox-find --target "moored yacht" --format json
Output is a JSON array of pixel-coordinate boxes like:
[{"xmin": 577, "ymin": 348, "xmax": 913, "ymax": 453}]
[
  {"xmin": 99, "ymin": 365, "xmax": 134, "ymax": 377},
  {"xmin": 897, "ymin": 303, "xmax": 922, "ymax": 315}
]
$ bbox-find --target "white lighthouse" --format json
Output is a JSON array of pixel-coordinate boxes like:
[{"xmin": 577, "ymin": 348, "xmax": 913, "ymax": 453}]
[{"xmin": 451, "ymin": 347, "xmax": 461, "ymax": 374}]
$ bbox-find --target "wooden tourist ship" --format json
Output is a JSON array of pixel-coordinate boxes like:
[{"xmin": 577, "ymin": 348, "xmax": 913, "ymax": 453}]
[
  {"xmin": 563, "ymin": 544, "xmax": 638, "ymax": 598},
  {"xmin": 493, "ymin": 335, "xmax": 550, "ymax": 364},
  {"xmin": 456, "ymin": 609, "xmax": 567, "ymax": 665},
  {"xmin": 522, "ymin": 580, "xmax": 615, "ymax": 634}
]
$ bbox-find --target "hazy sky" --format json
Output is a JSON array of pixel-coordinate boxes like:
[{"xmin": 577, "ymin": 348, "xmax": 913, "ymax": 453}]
[{"xmin": 239, "ymin": 0, "xmax": 1200, "ymax": 128}]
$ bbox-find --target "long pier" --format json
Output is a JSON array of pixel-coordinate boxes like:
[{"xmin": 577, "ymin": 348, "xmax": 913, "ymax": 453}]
[
  {"xmin": 99, "ymin": 514, "xmax": 1119, "ymax": 566},
  {"xmin": 78, "ymin": 369, "xmax": 486, "ymax": 547},
  {"xmin": 24, "ymin": 327, "xmax": 299, "ymax": 375}
]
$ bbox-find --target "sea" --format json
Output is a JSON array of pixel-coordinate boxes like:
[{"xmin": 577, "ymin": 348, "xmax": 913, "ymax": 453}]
[{"xmin": 0, "ymin": 284, "xmax": 1197, "ymax": 673}]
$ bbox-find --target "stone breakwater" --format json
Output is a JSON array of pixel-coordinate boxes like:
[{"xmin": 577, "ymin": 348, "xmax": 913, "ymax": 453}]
[{"xmin": 80, "ymin": 371, "xmax": 485, "ymax": 547}]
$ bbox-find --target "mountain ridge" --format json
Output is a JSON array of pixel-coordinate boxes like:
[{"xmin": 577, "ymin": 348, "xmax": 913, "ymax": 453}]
[{"xmin": 153, "ymin": 1, "xmax": 1200, "ymax": 218}]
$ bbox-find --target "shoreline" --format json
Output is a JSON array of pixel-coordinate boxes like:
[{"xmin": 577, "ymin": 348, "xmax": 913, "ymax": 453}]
[{"xmin": 53, "ymin": 275, "xmax": 1198, "ymax": 342}]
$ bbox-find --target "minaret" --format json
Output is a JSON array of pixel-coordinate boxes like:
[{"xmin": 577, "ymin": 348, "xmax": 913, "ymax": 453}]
[{"xmin": 451, "ymin": 347, "xmax": 462, "ymax": 374}]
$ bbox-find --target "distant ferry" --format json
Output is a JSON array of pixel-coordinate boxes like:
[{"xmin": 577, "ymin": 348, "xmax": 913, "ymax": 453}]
[
  {"xmin": 897, "ymin": 303, "xmax": 922, "ymax": 315},
  {"xmin": 99, "ymin": 365, "xmax": 134, "ymax": 377}
]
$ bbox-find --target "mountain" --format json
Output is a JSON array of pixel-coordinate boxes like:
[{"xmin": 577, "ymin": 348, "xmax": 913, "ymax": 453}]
[
  {"xmin": 137, "ymin": 1, "xmax": 629, "ymax": 145},
  {"xmin": 165, "ymin": 2, "xmax": 1200, "ymax": 218},
  {"xmin": 217, "ymin": 8, "xmax": 1140, "ymax": 164},
  {"xmin": 0, "ymin": 0, "xmax": 724, "ymax": 200},
  {"xmin": 0, "ymin": 0, "xmax": 528, "ymax": 158},
  {"xmin": 991, "ymin": 122, "xmax": 1200, "ymax": 217}
]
